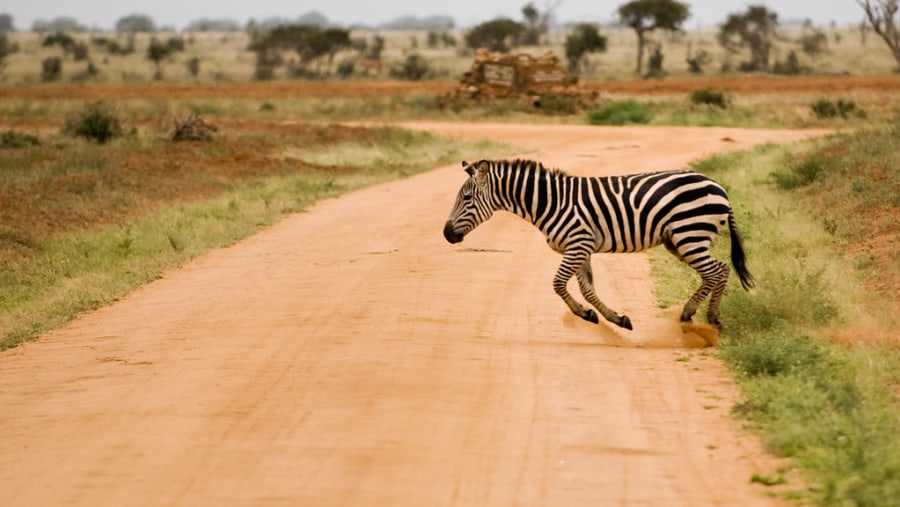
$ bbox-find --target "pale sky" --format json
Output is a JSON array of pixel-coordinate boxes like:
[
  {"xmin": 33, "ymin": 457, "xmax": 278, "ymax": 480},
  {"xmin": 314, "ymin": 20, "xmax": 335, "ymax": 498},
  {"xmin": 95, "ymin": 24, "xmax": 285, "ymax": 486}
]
[{"xmin": 5, "ymin": 0, "xmax": 867, "ymax": 31}]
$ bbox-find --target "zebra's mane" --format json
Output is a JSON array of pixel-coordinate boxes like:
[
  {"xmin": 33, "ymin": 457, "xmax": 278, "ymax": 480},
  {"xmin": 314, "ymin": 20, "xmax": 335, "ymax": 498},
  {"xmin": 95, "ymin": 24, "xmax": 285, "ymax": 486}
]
[{"xmin": 501, "ymin": 159, "xmax": 570, "ymax": 177}]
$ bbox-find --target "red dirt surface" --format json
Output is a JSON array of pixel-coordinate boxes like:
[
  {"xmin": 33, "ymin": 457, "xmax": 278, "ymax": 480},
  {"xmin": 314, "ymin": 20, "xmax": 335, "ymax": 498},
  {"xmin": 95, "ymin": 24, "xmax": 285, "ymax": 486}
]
[{"xmin": 0, "ymin": 122, "xmax": 828, "ymax": 506}]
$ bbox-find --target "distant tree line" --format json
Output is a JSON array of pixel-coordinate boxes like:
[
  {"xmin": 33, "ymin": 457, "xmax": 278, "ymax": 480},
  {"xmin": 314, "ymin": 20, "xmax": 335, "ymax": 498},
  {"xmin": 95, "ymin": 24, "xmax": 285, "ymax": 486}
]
[{"xmin": 2, "ymin": 0, "xmax": 900, "ymax": 82}]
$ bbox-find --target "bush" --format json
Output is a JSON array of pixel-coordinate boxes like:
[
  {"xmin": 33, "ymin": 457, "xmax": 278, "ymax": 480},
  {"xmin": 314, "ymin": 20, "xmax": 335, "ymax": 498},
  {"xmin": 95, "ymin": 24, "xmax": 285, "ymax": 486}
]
[
  {"xmin": 535, "ymin": 94, "xmax": 578, "ymax": 115},
  {"xmin": 810, "ymin": 98, "xmax": 863, "ymax": 119},
  {"xmin": 0, "ymin": 130, "xmax": 40, "ymax": 149},
  {"xmin": 62, "ymin": 101, "xmax": 124, "ymax": 144},
  {"xmin": 41, "ymin": 57, "xmax": 62, "ymax": 82},
  {"xmin": 389, "ymin": 53, "xmax": 431, "ymax": 81},
  {"xmin": 686, "ymin": 48, "xmax": 711, "ymax": 73},
  {"xmin": 721, "ymin": 331, "xmax": 827, "ymax": 377},
  {"xmin": 690, "ymin": 88, "xmax": 728, "ymax": 108},
  {"xmin": 336, "ymin": 58, "xmax": 355, "ymax": 79},
  {"xmin": 773, "ymin": 50, "xmax": 804, "ymax": 75},
  {"xmin": 772, "ymin": 154, "xmax": 826, "ymax": 189},
  {"xmin": 186, "ymin": 57, "xmax": 201, "ymax": 78},
  {"xmin": 586, "ymin": 100, "xmax": 652, "ymax": 125},
  {"xmin": 644, "ymin": 45, "xmax": 666, "ymax": 78}
]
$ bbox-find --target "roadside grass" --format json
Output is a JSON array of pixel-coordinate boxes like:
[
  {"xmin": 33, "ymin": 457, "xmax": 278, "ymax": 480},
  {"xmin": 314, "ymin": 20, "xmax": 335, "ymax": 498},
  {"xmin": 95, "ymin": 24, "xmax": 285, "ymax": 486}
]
[
  {"xmin": 649, "ymin": 128, "xmax": 900, "ymax": 505},
  {"xmin": 0, "ymin": 125, "xmax": 505, "ymax": 350},
  {"xmin": 585, "ymin": 90, "xmax": 895, "ymax": 129}
]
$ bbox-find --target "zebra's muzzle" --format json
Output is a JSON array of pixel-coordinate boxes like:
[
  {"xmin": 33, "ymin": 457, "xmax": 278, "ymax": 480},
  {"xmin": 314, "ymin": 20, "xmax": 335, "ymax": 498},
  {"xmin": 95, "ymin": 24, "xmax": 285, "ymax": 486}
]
[{"xmin": 443, "ymin": 221, "xmax": 464, "ymax": 244}]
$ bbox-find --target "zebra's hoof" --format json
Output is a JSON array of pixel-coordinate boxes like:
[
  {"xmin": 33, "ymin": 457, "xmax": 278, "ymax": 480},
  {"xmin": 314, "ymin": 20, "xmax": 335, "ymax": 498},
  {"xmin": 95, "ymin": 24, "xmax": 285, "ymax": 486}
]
[
  {"xmin": 583, "ymin": 309, "xmax": 600, "ymax": 324},
  {"xmin": 619, "ymin": 315, "xmax": 633, "ymax": 330}
]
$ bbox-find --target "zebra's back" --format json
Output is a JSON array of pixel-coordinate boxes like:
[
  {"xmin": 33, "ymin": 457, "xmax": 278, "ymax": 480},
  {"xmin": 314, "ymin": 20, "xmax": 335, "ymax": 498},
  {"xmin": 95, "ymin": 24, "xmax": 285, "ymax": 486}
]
[{"xmin": 575, "ymin": 170, "xmax": 730, "ymax": 254}]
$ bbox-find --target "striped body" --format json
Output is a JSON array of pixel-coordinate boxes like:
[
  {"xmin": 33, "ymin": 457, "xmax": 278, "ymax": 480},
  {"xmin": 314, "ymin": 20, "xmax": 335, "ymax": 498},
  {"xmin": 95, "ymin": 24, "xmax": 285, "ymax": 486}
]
[{"xmin": 443, "ymin": 159, "xmax": 753, "ymax": 334}]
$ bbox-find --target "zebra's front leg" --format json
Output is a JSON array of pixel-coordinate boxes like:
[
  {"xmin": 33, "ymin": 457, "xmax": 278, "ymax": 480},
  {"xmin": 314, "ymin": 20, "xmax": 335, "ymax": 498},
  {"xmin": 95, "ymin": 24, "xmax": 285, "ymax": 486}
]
[
  {"xmin": 552, "ymin": 251, "xmax": 598, "ymax": 324},
  {"xmin": 553, "ymin": 249, "xmax": 632, "ymax": 330},
  {"xmin": 577, "ymin": 259, "xmax": 633, "ymax": 330}
]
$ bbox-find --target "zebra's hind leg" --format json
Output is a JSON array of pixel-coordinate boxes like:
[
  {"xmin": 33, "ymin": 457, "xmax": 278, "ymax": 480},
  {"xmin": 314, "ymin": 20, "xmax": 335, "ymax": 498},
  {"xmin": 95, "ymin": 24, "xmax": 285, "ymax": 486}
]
[
  {"xmin": 705, "ymin": 263, "xmax": 730, "ymax": 329},
  {"xmin": 681, "ymin": 257, "xmax": 729, "ymax": 328},
  {"xmin": 574, "ymin": 253, "xmax": 633, "ymax": 330}
]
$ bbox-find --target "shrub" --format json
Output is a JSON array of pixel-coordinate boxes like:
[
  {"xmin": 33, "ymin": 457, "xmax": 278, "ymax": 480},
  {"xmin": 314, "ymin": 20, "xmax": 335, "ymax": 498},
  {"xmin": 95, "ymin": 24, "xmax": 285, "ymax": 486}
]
[
  {"xmin": 254, "ymin": 64, "xmax": 276, "ymax": 81},
  {"xmin": 721, "ymin": 331, "xmax": 827, "ymax": 377},
  {"xmin": 0, "ymin": 130, "xmax": 40, "ymax": 149},
  {"xmin": 690, "ymin": 88, "xmax": 728, "ymax": 108},
  {"xmin": 389, "ymin": 53, "xmax": 431, "ymax": 81},
  {"xmin": 686, "ymin": 48, "xmax": 711, "ymax": 73},
  {"xmin": 62, "ymin": 101, "xmax": 124, "ymax": 144},
  {"xmin": 336, "ymin": 58, "xmax": 355, "ymax": 79},
  {"xmin": 773, "ymin": 50, "xmax": 804, "ymax": 75},
  {"xmin": 810, "ymin": 98, "xmax": 863, "ymax": 119},
  {"xmin": 535, "ymin": 94, "xmax": 578, "ymax": 115},
  {"xmin": 41, "ymin": 57, "xmax": 62, "ymax": 81},
  {"xmin": 586, "ymin": 100, "xmax": 652, "ymax": 125},
  {"xmin": 772, "ymin": 154, "xmax": 826, "ymax": 189},
  {"xmin": 186, "ymin": 57, "xmax": 201, "ymax": 78},
  {"xmin": 644, "ymin": 45, "xmax": 666, "ymax": 78}
]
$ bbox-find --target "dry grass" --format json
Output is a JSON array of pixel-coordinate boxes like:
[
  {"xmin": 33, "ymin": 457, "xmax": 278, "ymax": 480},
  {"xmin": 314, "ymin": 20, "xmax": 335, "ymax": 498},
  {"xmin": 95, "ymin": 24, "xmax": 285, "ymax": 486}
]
[{"xmin": 1, "ymin": 25, "xmax": 897, "ymax": 86}]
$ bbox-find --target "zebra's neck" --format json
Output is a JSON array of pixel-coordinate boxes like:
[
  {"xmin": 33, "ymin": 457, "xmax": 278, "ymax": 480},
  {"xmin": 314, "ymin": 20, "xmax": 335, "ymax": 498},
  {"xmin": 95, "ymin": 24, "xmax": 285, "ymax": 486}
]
[{"xmin": 487, "ymin": 159, "xmax": 570, "ymax": 226}]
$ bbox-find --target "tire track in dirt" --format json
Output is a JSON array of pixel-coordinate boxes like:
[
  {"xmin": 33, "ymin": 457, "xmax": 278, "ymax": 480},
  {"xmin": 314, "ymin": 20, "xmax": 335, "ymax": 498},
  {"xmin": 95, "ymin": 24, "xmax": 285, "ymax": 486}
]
[{"xmin": 0, "ymin": 123, "xmax": 826, "ymax": 506}]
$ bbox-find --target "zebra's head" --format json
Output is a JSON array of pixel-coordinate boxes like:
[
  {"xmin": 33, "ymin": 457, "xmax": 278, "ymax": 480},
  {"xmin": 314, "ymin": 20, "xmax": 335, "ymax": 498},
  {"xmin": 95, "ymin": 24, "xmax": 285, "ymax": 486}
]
[{"xmin": 443, "ymin": 160, "xmax": 494, "ymax": 244}]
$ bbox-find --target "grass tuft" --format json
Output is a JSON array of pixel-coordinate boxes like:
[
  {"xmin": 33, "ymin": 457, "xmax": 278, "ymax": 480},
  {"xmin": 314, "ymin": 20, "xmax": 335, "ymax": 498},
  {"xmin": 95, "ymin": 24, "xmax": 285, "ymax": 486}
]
[{"xmin": 585, "ymin": 99, "xmax": 653, "ymax": 125}]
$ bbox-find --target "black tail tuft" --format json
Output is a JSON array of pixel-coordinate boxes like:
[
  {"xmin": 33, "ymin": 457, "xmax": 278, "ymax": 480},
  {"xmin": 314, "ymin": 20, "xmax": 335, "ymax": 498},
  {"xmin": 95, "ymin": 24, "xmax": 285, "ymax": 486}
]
[{"xmin": 728, "ymin": 209, "xmax": 754, "ymax": 290}]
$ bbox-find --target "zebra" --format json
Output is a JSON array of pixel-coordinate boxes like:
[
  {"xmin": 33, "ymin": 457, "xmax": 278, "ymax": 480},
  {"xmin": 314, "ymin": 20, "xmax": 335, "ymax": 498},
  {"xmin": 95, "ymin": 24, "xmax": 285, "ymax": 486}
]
[{"xmin": 442, "ymin": 159, "xmax": 754, "ymax": 331}]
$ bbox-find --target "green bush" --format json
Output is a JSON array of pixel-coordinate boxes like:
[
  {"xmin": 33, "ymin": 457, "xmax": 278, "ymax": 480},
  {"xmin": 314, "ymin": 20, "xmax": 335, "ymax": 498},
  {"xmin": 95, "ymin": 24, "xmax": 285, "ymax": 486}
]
[
  {"xmin": 41, "ymin": 57, "xmax": 62, "ymax": 82},
  {"xmin": 586, "ymin": 100, "xmax": 652, "ymax": 125},
  {"xmin": 772, "ymin": 50, "xmax": 804, "ymax": 75},
  {"xmin": 62, "ymin": 101, "xmax": 124, "ymax": 144},
  {"xmin": 690, "ymin": 88, "xmax": 728, "ymax": 108},
  {"xmin": 0, "ymin": 130, "xmax": 40, "ymax": 149},
  {"xmin": 389, "ymin": 53, "xmax": 431, "ymax": 81},
  {"xmin": 535, "ymin": 94, "xmax": 578, "ymax": 115},
  {"xmin": 810, "ymin": 98, "xmax": 863, "ymax": 119},
  {"xmin": 771, "ymin": 152, "xmax": 827, "ymax": 189},
  {"xmin": 720, "ymin": 331, "xmax": 827, "ymax": 377}
]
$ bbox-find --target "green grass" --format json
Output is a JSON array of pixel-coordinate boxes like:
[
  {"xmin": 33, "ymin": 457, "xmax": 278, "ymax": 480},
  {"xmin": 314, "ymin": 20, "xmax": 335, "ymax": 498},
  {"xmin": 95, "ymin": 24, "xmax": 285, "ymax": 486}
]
[
  {"xmin": 586, "ymin": 99, "xmax": 653, "ymax": 125},
  {"xmin": 649, "ymin": 131, "xmax": 900, "ymax": 505},
  {"xmin": 0, "ymin": 128, "xmax": 506, "ymax": 350}
]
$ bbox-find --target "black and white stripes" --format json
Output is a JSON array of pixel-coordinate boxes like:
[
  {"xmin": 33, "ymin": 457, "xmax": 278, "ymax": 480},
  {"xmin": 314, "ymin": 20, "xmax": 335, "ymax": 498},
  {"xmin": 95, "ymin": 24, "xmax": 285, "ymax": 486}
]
[{"xmin": 443, "ymin": 159, "xmax": 754, "ymax": 330}]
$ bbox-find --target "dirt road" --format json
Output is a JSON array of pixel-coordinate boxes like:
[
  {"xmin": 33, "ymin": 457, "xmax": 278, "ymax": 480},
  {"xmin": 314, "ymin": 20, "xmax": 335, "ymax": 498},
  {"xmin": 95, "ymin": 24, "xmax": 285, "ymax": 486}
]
[{"xmin": 0, "ymin": 124, "xmax": 825, "ymax": 506}]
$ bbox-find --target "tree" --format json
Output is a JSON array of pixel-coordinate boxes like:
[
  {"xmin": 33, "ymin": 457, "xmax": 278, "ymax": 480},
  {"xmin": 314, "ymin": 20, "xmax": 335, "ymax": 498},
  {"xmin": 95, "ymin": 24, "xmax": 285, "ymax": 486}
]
[
  {"xmin": 0, "ymin": 33, "xmax": 16, "ymax": 67},
  {"xmin": 115, "ymin": 14, "xmax": 156, "ymax": 33},
  {"xmin": 0, "ymin": 13, "xmax": 14, "ymax": 32},
  {"xmin": 857, "ymin": 0, "xmax": 900, "ymax": 69},
  {"xmin": 718, "ymin": 5, "xmax": 778, "ymax": 72},
  {"xmin": 564, "ymin": 23, "xmax": 607, "ymax": 73},
  {"xmin": 32, "ymin": 17, "xmax": 86, "ymax": 32},
  {"xmin": 618, "ymin": 0, "xmax": 690, "ymax": 75},
  {"xmin": 186, "ymin": 18, "xmax": 242, "ymax": 32},
  {"xmin": 521, "ymin": 1, "xmax": 561, "ymax": 46},
  {"xmin": 465, "ymin": 18, "xmax": 525, "ymax": 53},
  {"xmin": 248, "ymin": 24, "xmax": 350, "ymax": 78},
  {"xmin": 147, "ymin": 39, "xmax": 173, "ymax": 80}
]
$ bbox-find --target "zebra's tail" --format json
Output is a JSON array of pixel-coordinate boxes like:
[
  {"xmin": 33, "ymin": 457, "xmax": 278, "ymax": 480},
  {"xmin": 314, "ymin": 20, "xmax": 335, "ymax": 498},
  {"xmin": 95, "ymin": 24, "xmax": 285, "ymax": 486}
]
[{"xmin": 728, "ymin": 209, "xmax": 755, "ymax": 290}]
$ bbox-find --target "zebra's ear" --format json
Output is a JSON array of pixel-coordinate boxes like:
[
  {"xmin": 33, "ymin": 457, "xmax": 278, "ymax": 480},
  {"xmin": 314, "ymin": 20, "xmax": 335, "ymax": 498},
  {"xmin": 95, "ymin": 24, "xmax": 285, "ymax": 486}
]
[
  {"xmin": 474, "ymin": 160, "xmax": 490, "ymax": 187},
  {"xmin": 462, "ymin": 161, "xmax": 475, "ymax": 177}
]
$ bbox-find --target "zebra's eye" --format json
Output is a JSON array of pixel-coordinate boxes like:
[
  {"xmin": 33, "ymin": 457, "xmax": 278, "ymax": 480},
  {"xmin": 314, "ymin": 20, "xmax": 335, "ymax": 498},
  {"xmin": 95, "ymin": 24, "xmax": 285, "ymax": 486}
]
[{"xmin": 462, "ymin": 193, "xmax": 473, "ymax": 202}]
